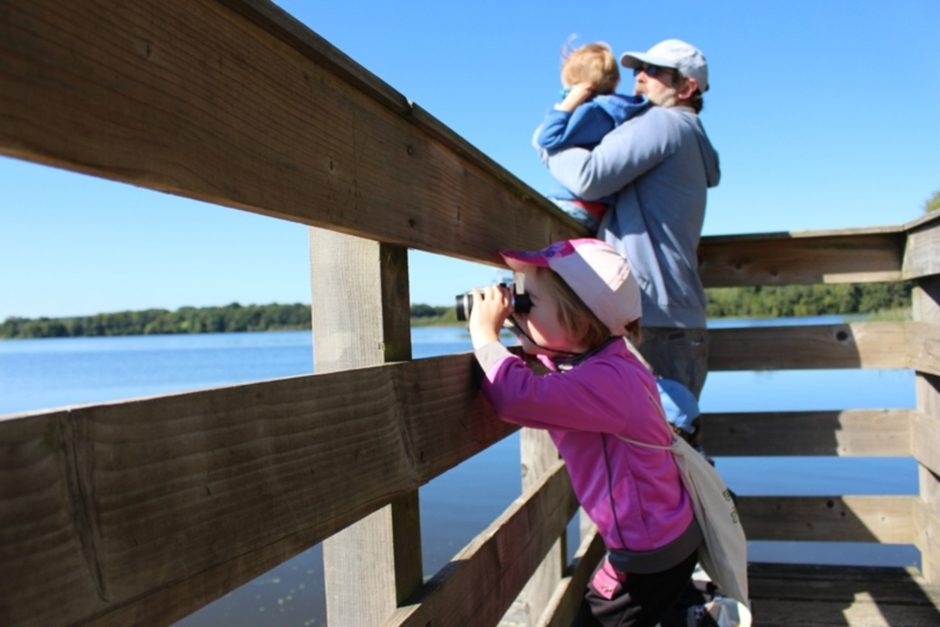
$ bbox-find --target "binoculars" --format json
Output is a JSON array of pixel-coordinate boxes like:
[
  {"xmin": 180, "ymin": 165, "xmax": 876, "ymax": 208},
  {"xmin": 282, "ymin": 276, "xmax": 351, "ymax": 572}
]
[{"xmin": 454, "ymin": 283, "xmax": 532, "ymax": 321}]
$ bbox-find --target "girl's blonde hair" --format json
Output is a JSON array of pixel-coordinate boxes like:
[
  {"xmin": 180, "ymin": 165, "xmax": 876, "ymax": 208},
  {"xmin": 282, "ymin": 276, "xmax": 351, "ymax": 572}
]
[
  {"xmin": 538, "ymin": 267, "xmax": 641, "ymax": 348},
  {"xmin": 561, "ymin": 42, "xmax": 620, "ymax": 94}
]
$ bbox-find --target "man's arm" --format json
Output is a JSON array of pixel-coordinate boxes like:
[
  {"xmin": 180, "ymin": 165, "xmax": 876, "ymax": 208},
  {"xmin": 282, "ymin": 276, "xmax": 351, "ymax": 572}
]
[{"xmin": 543, "ymin": 109, "xmax": 673, "ymax": 201}]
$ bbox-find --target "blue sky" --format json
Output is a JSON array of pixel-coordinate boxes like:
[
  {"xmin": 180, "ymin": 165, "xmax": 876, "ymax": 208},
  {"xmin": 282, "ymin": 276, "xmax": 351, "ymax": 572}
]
[{"xmin": 2, "ymin": 0, "xmax": 938, "ymax": 319}]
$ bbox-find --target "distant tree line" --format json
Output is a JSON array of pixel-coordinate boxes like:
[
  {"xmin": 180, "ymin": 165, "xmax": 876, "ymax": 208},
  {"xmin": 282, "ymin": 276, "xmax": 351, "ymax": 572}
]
[
  {"xmin": 0, "ymin": 303, "xmax": 312, "ymax": 339},
  {"xmin": 706, "ymin": 282, "xmax": 911, "ymax": 318},
  {"xmin": 0, "ymin": 282, "xmax": 912, "ymax": 339}
]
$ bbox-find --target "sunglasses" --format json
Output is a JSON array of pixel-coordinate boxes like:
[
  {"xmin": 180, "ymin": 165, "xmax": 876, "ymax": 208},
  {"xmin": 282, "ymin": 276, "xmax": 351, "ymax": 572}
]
[{"xmin": 633, "ymin": 63, "xmax": 677, "ymax": 80}]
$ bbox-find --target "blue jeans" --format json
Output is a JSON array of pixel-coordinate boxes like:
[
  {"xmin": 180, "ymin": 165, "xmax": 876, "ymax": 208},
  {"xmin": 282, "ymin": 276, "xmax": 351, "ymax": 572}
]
[{"xmin": 636, "ymin": 327, "xmax": 709, "ymax": 399}]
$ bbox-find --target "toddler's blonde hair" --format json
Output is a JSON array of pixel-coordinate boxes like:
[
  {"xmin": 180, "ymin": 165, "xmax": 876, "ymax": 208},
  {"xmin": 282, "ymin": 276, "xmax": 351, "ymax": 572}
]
[{"xmin": 561, "ymin": 42, "xmax": 620, "ymax": 94}]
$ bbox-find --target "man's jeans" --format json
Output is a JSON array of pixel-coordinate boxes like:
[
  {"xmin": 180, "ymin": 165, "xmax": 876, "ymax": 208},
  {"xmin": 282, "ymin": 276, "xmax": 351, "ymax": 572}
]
[{"xmin": 636, "ymin": 327, "xmax": 709, "ymax": 399}]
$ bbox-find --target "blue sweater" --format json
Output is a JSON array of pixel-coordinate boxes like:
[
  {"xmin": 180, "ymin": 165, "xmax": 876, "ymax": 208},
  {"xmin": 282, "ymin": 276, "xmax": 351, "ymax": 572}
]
[
  {"xmin": 541, "ymin": 106, "xmax": 721, "ymax": 328},
  {"xmin": 536, "ymin": 94, "xmax": 649, "ymax": 203}
]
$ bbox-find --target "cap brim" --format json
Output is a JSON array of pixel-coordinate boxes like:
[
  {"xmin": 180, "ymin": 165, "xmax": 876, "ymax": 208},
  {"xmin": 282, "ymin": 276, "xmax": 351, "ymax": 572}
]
[
  {"xmin": 499, "ymin": 248, "xmax": 551, "ymax": 271},
  {"xmin": 619, "ymin": 51, "xmax": 678, "ymax": 70}
]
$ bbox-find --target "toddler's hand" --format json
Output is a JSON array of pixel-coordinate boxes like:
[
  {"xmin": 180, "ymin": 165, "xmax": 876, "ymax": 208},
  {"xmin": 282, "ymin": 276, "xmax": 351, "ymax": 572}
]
[
  {"xmin": 468, "ymin": 285, "xmax": 511, "ymax": 349},
  {"xmin": 555, "ymin": 82, "xmax": 595, "ymax": 113}
]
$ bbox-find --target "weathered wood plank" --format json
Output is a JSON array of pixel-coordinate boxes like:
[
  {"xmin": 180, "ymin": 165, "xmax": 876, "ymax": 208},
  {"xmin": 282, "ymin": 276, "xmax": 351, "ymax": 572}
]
[
  {"xmin": 914, "ymin": 466, "xmax": 940, "ymax": 585},
  {"xmin": 0, "ymin": 355, "xmax": 513, "ymax": 627},
  {"xmin": 903, "ymin": 212, "xmax": 940, "ymax": 281},
  {"xmin": 541, "ymin": 528, "xmax": 606, "ymax": 627},
  {"xmin": 912, "ymin": 406, "xmax": 940, "ymax": 483},
  {"xmin": 311, "ymin": 232, "xmax": 422, "ymax": 625},
  {"xmin": 702, "ymin": 410, "xmax": 913, "ymax": 457},
  {"xmin": 752, "ymin": 598, "xmax": 940, "ymax": 626},
  {"xmin": 0, "ymin": 0, "xmax": 577, "ymax": 269},
  {"xmin": 386, "ymin": 460, "xmax": 580, "ymax": 627},
  {"xmin": 708, "ymin": 322, "xmax": 912, "ymax": 371},
  {"xmin": 504, "ymin": 429, "xmax": 565, "ymax": 626},
  {"xmin": 913, "ymin": 276, "xmax": 940, "ymax": 584},
  {"xmin": 911, "ymin": 321, "xmax": 940, "ymax": 377},
  {"xmin": 738, "ymin": 496, "xmax": 914, "ymax": 543},
  {"xmin": 748, "ymin": 563, "xmax": 940, "ymax": 626},
  {"xmin": 699, "ymin": 229, "xmax": 904, "ymax": 287},
  {"xmin": 914, "ymin": 467, "xmax": 940, "ymax": 585}
]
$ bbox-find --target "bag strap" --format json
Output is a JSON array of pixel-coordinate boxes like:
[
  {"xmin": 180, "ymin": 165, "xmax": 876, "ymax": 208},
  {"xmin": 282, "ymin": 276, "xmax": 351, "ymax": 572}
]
[
  {"xmin": 613, "ymin": 384, "xmax": 675, "ymax": 451},
  {"xmin": 615, "ymin": 433, "xmax": 673, "ymax": 450}
]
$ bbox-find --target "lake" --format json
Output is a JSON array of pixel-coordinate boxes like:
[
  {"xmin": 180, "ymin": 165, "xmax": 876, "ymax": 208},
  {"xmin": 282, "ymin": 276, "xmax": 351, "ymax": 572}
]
[{"xmin": 0, "ymin": 319, "xmax": 920, "ymax": 625}]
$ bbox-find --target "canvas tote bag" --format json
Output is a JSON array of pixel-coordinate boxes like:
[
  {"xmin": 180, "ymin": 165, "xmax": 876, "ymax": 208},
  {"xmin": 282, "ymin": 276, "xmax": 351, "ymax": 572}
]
[
  {"xmin": 616, "ymin": 433, "xmax": 749, "ymax": 602},
  {"xmin": 615, "ymin": 434, "xmax": 751, "ymax": 627},
  {"xmin": 616, "ymin": 387, "xmax": 751, "ymax": 611}
]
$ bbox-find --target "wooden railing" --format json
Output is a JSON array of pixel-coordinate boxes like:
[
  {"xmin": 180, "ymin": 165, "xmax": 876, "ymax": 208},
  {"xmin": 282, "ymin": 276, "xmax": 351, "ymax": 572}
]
[
  {"xmin": 701, "ymin": 220, "xmax": 940, "ymax": 584},
  {"xmin": 1, "ymin": 1, "xmax": 938, "ymax": 625}
]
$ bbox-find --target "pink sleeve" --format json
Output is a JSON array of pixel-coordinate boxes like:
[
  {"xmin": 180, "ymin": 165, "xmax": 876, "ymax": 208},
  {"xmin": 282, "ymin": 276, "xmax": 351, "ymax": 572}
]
[{"xmin": 476, "ymin": 346, "xmax": 658, "ymax": 435}]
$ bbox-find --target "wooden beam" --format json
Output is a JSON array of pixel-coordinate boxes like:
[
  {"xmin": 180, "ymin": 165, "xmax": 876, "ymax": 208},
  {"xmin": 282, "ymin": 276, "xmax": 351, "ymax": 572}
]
[
  {"xmin": 505, "ymin": 429, "xmax": 565, "ymax": 625},
  {"xmin": 0, "ymin": 355, "xmax": 514, "ymax": 627},
  {"xmin": 699, "ymin": 228, "xmax": 904, "ymax": 287},
  {"xmin": 914, "ymin": 467, "xmax": 940, "ymax": 585},
  {"xmin": 0, "ymin": 0, "xmax": 578, "ymax": 268},
  {"xmin": 702, "ymin": 410, "xmax": 913, "ymax": 457},
  {"xmin": 911, "ymin": 321, "xmax": 940, "ymax": 377},
  {"xmin": 708, "ymin": 322, "xmax": 912, "ymax": 371},
  {"xmin": 913, "ymin": 275, "xmax": 940, "ymax": 583},
  {"xmin": 541, "ymin": 529, "xmax": 606, "ymax": 627},
  {"xmin": 386, "ymin": 460, "xmax": 580, "ymax": 627},
  {"xmin": 903, "ymin": 212, "xmax": 940, "ymax": 281},
  {"xmin": 311, "ymin": 231, "xmax": 422, "ymax": 625},
  {"xmin": 748, "ymin": 563, "xmax": 940, "ymax": 625},
  {"xmin": 912, "ymin": 407, "xmax": 940, "ymax": 480},
  {"xmin": 738, "ymin": 496, "xmax": 914, "ymax": 543}
]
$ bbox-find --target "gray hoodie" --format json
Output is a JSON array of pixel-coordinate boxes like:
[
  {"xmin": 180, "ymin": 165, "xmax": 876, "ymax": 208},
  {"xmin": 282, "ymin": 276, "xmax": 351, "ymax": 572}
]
[{"xmin": 542, "ymin": 105, "xmax": 720, "ymax": 328}]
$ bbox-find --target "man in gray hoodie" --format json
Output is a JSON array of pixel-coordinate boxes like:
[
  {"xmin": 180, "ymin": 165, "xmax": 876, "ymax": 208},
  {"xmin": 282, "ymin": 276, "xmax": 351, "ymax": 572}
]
[{"xmin": 540, "ymin": 39, "xmax": 720, "ymax": 399}]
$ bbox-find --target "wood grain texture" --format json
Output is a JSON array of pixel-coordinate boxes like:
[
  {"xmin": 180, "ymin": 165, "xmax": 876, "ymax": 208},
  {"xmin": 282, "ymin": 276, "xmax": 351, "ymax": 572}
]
[
  {"xmin": 913, "ymin": 276, "xmax": 940, "ymax": 583},
  {"xmin": 0, "ymin": 0, "xmax": 580, "ymax": 269},
  {"xmin": 540, "ymin": 529, "xmax": 606, "ymax": 627},
  {"xmin": 708, "ymin": 322, "xmax": 912, "ymax": 370},
  {"xmin": 507, "ymin": 429, "xmax": 565, "ymax": 625},
  {"xmin": 702, "ymin": 410, "xmax": 913, "ymax": 457},
  {"xmin": 311, "ymin": 233, "xmax": 422, "ymax": 625},
  {"xmin": 904, "ymin": 213, "xmax": 940, "ymax": 281},
  {"xmin": 910, "ymin": 322, "xmax": 940, "ymax": 377},
  {"xmin": 699, "ymin": 229, "xmax": 904, "ymax": 287},
  {"xmin": 0, "ymin": 356, "xmax": 514, "ymax": 626},
  {"xmin": 748, "ymin": 563, "xmax": 940, "ymax": 626},
  {"xmin": 737, "ymin": 496, "xmax": 914, "ymax": 543},
  {"xmin": 914, "ymin": 467, "xmax": 940, "ymax": 584},
  {"xmin": 386, "ymin": 461, "xmax": 580, "ymax": 627}
]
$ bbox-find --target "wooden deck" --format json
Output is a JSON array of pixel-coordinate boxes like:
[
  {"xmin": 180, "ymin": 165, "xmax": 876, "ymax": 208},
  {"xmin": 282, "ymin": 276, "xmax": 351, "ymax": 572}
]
[
  {"xmin": 1, "ymin": 2, "xmax": 939, "ymax": 625},
  {"xmin": 749, "ymin": 564, "xmax": 940, "ymax": 626}
]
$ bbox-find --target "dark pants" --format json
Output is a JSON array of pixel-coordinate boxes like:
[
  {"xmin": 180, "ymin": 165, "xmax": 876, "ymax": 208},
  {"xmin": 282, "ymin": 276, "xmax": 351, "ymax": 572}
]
[
  {"xmin": 637, "ymin": 327, "xmax": 709, "ymax": 398},
  {"xmin": 571, "ymin": 550, "xmax": 698, "ymax": 627}
]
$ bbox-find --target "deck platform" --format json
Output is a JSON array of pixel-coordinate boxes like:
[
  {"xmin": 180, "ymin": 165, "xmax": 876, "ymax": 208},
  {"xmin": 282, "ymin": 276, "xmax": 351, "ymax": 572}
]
[{"xmin": 749, "ymin": 563, "xmax": 940, "ymax": 626}]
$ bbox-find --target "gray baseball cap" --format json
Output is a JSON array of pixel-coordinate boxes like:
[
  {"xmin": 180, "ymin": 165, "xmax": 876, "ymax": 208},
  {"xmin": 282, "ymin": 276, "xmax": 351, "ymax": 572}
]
[{"xmin": 620, "ymin": 39, "xmax": 709, "ymax": 92}]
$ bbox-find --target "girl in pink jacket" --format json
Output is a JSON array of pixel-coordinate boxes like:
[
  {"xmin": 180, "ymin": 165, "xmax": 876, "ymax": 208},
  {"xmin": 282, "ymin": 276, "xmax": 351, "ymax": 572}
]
[{"xmin": 468, "ymin": 238, "xmax": 701, "ymax": 626}]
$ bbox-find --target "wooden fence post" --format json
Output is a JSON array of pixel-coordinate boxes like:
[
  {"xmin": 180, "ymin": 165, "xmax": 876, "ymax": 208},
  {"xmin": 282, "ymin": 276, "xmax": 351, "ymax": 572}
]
[
  {"xmin": 309, "ymin": 228, "xmax": 422, "ymax": 625},
  {"xmin": 913, "ymin": 274, "xmax": 940, "ymax": 584}
]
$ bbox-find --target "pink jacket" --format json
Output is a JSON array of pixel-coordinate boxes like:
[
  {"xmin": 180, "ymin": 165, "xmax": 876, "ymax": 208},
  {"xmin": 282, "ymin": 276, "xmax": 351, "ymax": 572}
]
[{"xmin": 474, "ymin": 338, "xmax": 695, "ymax": 556}]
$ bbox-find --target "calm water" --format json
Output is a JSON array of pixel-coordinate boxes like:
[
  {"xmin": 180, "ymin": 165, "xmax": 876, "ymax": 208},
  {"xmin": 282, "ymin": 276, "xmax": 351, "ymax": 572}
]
[{"xmin": 0, "ymin": 320, "xmax": 920, "ymax": 625}]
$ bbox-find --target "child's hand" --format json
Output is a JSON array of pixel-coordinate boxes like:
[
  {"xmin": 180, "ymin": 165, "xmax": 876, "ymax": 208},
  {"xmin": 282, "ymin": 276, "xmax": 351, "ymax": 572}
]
[
  {"xmin": 468, "ymin": 285, "xmax": 511, "ymax": 349},
  {"xmin": 555, "ymin": 82, "xmax": 595, "ymax": 113}
]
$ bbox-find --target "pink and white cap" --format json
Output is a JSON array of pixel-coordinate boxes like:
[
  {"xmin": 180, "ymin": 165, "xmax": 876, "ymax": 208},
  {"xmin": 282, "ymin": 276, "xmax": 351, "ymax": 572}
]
[{"xmin": 500, "ymin": 238, "xmax": 642, "ymax": 336}]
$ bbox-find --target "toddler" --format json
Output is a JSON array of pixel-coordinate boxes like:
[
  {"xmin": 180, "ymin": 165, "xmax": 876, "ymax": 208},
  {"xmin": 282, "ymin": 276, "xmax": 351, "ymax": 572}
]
[{"xmin": 534, "ymin": 43, "xmax": 650, "ymax": 231}]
